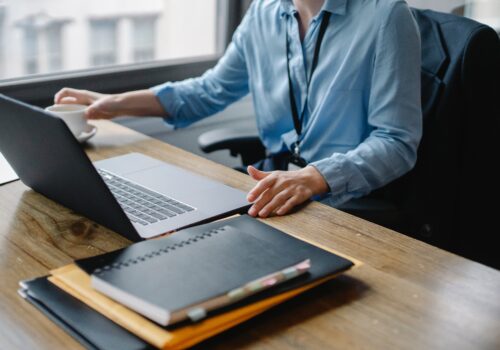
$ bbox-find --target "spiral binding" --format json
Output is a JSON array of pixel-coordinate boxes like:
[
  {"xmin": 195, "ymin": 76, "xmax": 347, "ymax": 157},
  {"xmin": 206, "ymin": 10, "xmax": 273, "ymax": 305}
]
[{"xmin": 93, "ymin": 226, "xmax": 229, "ymax": 275}]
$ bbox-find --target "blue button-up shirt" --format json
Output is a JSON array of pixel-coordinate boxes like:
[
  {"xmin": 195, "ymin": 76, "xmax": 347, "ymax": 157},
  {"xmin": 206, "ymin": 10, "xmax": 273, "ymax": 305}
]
[{"xmin": 152, "ymin": 0, "xmax": 422, "ymax": 206}]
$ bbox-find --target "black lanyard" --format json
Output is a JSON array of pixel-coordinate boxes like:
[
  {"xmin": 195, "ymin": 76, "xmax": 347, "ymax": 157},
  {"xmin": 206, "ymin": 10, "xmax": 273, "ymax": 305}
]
[{"xmin": 286, "ymin": 11, "xmax": 331, "ymax": 167}]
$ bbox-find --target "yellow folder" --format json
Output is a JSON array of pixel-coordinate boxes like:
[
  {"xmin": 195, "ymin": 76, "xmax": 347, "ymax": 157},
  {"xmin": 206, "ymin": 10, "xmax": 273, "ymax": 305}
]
[{"xmin": 49, "ymin": 263, "xmax": 346, "ymax": 349}]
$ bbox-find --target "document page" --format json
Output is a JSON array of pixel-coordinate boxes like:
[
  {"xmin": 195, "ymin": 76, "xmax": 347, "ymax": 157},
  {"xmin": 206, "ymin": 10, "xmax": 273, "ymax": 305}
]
[{"xmin": 0, "ymin": 152, "xmax": 18, "ymax": 185}]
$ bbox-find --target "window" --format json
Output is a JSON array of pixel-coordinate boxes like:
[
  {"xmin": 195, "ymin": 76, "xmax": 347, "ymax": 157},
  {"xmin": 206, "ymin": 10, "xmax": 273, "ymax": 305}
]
[
  {"xmin": 22, "ymin": 25, "xmax": 38, "ymax": 75},
  {"xmin": 132, "ymin": 16, "xmax": 157, "ymax": 63},
  {"xmin": 90, "ymin": 19, "xmax": 118, "ymax": 67},
  {"xmin": 46, "ymin": 24, "xmax": 63, "ymax": 72},
  {"xmin": 0, "ymin": 0, "xmax": 219, "ymax": 81},
  {"xmin": 15, "ymin": 13, "xmax": 69, "ymax": 76}
]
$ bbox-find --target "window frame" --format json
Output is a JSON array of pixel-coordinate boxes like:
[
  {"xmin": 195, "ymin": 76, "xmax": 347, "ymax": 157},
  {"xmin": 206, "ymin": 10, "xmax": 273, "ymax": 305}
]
[
  {"xmin": 0, "ymin": 0, "xmax": 246, "ymax": 107},
  {"xmin": 131, "ymin": 15, "xmax": 158, "ymax": 63}
]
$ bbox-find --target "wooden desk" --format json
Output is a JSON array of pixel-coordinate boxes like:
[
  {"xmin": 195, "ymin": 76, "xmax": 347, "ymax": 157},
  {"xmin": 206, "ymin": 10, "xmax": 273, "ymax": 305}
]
[{"xmin": 1, "ymin": 120, "xmax": 499, "ymax": 350}]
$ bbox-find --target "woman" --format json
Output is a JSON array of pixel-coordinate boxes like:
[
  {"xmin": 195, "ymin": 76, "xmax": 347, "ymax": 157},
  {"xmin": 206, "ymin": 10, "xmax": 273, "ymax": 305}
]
[{"xmin": 54, "ymin": 0, "xmax": 422, "ymax": 218}]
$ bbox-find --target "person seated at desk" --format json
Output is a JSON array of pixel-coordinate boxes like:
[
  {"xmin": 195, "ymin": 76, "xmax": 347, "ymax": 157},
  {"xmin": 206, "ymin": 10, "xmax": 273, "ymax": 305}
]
[{"xmin": 54, "ymin": 0, "xmax": 422, "ymax": 219}]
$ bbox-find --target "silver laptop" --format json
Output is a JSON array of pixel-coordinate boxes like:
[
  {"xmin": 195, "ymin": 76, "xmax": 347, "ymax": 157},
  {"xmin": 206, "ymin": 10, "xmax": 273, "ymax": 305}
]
[
  {"xmin": 94, "ymin": 152, "xmax": 249, "ymax": 239},
  {"xmin": 0, "ymin": 94, "xmax": 250, "ymax": 241}
]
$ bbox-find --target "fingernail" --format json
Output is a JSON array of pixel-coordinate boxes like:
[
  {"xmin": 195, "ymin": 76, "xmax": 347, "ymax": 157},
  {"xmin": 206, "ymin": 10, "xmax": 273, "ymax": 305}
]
[{"xmin": 248, "ymin": 208, "xmax": 256, "ymax": 216}]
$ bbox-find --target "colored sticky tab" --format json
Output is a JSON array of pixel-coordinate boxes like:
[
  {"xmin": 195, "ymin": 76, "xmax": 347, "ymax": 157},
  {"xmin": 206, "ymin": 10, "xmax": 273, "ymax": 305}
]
[
  {"xmin": 228, "ymin": 288, "xmax": 245, "ymax": 299},
  {"xmin": 187, "ymin": 307, "xmax": 207, "ymax": 322},
  {"xmin": 282, "ymin": 267, "xmax": 299, "ymax": 279},
  {"xmin": 248, "ymin": 281, "xmax": 263, "ymax": 292},
  {"xmin": 296, "ymin": 260, "xmax": 311, "ymax": 272},
  {"xmin": 263, "ymin": 278, "xmax": 277, "ymax": 287}
]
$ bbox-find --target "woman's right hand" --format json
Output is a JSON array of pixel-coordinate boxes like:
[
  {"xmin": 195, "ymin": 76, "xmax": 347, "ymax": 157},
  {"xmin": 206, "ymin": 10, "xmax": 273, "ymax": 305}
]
[{"xmin": 54, "ymin": 88, "xmax": 123, "ymax": 119}]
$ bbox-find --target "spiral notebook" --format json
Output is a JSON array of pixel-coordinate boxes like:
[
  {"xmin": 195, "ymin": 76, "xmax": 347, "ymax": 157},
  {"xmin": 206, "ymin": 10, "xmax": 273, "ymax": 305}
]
[{"xmin": 76, "ymin": 215, "xmax": 354, "ymax": 326}]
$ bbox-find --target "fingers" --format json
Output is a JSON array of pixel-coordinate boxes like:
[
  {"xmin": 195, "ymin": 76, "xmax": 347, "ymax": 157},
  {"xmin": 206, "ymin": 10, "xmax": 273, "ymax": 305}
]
[
  {"xmin": 247, "ymin": 170, "xmax": 277, "ymax": 202},
  {"xmin": 247, "ymin": 166, "xmax": 269, "ymax": 181},
  {"xmin": 247, "ymin": 170, "xmax": 287, "ymax": 216},
  {"xmin": 248, "ymin": 178, "xmax": 290, "ymax": 216},
  {"xmin": 54, "ymin": 88, "xmax": 85, "ymax": 105},
  {"xmin": 276, "ymin": 195, "xmax": 303, "ymax": 216},
  {"xmin": 54, "ymin": 88, "xmax": 98, "ymax": 106},
  {"xmin": 247, "ymin": 168, "xmax": 320, "ymax": 218},
  {"xmin": 255, "ymin": 185, "xmax": 311, "ymax": 217},
  {"xmin": 54, "ymin": 88, "xmax": 80, "ymax": 105},
  {"xmin": 255, "ymin": 189, "xmax": 294, "ymax": 217},
  {"xmin": 59, "ymin": 96, "xmax": 78, "ymax": 104},
  {"xmin": 247, "ymin": 172, "xmax": 277, "ymax": 202}
]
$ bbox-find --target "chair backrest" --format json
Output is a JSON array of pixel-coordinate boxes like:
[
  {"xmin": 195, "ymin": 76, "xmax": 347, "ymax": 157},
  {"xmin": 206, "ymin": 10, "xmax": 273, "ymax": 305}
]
[{"xmin": 383, "ymin": 8, "xmax": 500, "ymax": 268}]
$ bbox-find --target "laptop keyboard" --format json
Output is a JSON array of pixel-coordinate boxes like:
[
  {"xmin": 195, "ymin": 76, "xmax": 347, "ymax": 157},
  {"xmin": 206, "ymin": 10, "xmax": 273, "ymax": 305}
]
[{"xmin": 97, "ymin": 169, "xmax": 195, "ymax": 226}]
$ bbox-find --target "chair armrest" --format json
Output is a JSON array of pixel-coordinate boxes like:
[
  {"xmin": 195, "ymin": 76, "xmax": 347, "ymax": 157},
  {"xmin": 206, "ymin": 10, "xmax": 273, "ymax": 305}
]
[{"xmin": 198, "ymin": 128, "xmax": 266, "ymax": 166}]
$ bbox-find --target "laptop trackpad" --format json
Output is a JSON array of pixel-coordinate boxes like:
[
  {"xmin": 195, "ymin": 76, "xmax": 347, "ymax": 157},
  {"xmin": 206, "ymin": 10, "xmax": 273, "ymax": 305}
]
[
  {"xmin": 124, "ymin": 164, "xmax": 217, "ymax": 204},
  {"xmin": 94, "ymin": 153, "xmax": 164, "ymax": 176}
]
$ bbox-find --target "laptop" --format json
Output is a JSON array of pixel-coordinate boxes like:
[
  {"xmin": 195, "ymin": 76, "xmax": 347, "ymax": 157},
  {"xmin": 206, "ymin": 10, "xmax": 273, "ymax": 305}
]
[{"xmin": 0, "ymin": 94, "xmax": 250, "ymax": 241}]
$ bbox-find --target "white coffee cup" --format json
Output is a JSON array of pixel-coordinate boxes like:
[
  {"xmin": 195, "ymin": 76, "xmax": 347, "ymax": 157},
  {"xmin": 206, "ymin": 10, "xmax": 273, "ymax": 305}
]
[{"xmin": 45, "ymin": 104, "xmax": 88, "ymax": 137}]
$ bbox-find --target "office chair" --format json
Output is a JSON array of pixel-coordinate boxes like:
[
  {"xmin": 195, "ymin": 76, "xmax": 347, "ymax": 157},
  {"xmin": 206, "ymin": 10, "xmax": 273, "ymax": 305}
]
[{"xmin": 198, "ymin": 9, "xmax": 500, "ymax": 268}]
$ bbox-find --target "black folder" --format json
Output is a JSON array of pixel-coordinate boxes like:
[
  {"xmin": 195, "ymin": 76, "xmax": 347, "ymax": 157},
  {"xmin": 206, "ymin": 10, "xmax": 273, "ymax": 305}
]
[{"xmin": 19, "ymin": 277, "xmax": 153, "ymax": 350}]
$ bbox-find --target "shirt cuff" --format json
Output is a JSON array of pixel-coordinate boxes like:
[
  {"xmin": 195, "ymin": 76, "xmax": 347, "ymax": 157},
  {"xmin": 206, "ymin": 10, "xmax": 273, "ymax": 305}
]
[
  {"xmin": 310, "ymin": 155, "xmax": 353, "ymax": 206},
  {"xmin": 150, "ymin": 82, "xmax": 185, "ymax": 128},
  {"xmin": 310, "ymin": 157, "xmax": 348, "ymax": 195}
]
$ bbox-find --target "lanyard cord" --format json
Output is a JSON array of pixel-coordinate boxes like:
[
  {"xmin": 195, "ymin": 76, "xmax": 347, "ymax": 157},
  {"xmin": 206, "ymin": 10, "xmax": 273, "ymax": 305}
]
[{"xmin": 286, "ymin": 11, "xmax": 331, "ymax": 157}]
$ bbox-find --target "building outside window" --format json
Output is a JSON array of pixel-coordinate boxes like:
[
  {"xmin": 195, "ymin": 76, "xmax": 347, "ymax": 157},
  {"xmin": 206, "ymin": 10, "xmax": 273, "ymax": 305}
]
[
  {"xmin": 46, "ymin": 23, "xmax": 63, "ymax": 72},
  {"xmin": 15, "ymin": 12, "xmax": 69, "ymax": 77},
  {"xmin": 22, "ymin": 25, "xmax": 38, "ymax": 75},
  {"xmin": 132, "ymin": 16, "xmax": 157, "ymax": 63},
  {"xmin": 90, "ymin": 19, "xmax": 118, "ymax": 67},
  {"xmin": 0, "ymin": 0, "xmax": 218, "ymax": 81}
]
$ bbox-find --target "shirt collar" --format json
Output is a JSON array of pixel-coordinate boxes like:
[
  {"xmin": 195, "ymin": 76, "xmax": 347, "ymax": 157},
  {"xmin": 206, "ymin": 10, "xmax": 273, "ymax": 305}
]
[{"xmin": 279, "ymin": 0, "xmax": 347, "ymax": 17}]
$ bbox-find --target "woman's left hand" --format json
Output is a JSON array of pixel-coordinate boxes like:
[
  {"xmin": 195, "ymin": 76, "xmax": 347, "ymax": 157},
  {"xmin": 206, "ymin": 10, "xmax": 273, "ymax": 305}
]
[{"xmin": 246, "ymin": 165, "xmax": 329, "ymax": 218}]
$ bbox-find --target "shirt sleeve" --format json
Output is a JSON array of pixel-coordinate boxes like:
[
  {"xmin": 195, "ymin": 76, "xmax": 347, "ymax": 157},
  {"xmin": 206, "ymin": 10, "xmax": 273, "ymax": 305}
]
[
  {"xmin": 150, "ymin": 6, "xmax": 253, "ymax": 128},
  {"xmin": 310, "ymin": 1, "xmax": 423, "ymax": 206}
]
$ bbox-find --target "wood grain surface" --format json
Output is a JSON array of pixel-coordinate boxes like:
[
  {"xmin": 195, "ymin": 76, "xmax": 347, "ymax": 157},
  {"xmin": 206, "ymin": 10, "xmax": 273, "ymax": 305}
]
[{"xmin": 1, "ymin": 120, "xmax": 499, "ymax": 350}]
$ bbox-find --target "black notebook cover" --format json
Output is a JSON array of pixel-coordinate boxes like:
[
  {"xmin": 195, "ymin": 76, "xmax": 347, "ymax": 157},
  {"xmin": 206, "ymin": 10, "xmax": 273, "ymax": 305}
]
[
  {"xmin": 76, "ymin": 215, "xmax": 354, "ymax": 324},
  {"xmin": 19, "ymin": 277, "xmax": 153, "ymax": 350}
]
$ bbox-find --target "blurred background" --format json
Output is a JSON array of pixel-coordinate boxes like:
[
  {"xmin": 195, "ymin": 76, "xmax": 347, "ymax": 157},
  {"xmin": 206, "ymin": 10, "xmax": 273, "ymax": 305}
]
[
  {"xmin": 0, "ymin": 0, "xmax": 498, "ymax": 81},
  {"xmin": 0, "ymin": 0, "xmax": 217, "ymax": 80}
]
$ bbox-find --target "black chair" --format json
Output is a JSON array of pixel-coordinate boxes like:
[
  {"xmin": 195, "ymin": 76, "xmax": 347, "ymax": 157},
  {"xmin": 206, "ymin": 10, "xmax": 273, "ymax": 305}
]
[{"xmin": 198, "ymin": 9, "xmax": 500, "ymax": 268}]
